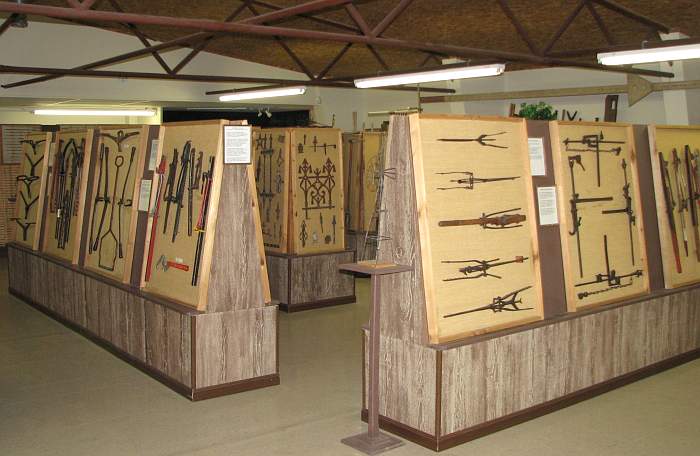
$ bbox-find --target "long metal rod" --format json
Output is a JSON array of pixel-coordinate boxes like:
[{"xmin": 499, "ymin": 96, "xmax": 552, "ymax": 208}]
[
  {"xmin": 368, "ymin": 274, "xmax": 381, "ymax": 437},
  {"xmin": 0, "ymin": 64, "xmax": 454, "ymax": 93},
  {"xmin": 0, "ymin": 2, "xmax": 673, "ymax": 79},
  {"xmin": 590, "ymin": 0, "xmax": 671, "ymax": 33}
]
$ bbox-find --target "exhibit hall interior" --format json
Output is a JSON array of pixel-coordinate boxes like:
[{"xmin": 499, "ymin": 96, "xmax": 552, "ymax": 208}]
[{"xmin": 0, "ymin": 2, "xmax": 698, "ymax": 455}]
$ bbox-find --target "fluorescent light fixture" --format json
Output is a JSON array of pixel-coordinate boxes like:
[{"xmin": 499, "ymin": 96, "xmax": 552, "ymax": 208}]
[
  {"xmin": 33, "ymin": 109, "xmax": 156, "ymax": 117},
  {"xmin": 598, "ymin": 43, "xmax": 700, "ymax": 65},
  {"xmin": 354, "ymin": 63, "xmax": 506, "ymax": 88},
  {"xmin": 219, "ymin": 86, "xmax": 306, "ymax": 101}
]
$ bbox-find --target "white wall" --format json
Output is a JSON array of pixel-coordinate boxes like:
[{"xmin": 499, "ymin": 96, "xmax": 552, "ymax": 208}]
[{"xmin": 0, "ymin": 21, "xmax": 698, "ymax": 131}]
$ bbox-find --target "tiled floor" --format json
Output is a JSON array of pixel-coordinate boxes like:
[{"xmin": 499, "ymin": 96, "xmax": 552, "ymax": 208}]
[{"xmin": 1, "ymin": 259, "xmax": 698, "ymax": 455}]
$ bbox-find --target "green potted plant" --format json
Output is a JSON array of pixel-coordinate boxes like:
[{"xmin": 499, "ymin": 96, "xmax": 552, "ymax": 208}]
[{"xmin": 517, "ymin": 102, "xmax": 558, "ymax": 120}]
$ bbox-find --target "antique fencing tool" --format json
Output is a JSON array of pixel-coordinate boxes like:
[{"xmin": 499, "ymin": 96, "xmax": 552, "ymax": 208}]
[
  {"xmin": 564, "ymin": 132, "xmax": 624, "ymax": 186},
  {"xmin": 442, "ymin": 256, "xmax": 528, "ymax": 281},
  {"xmin": 688, "ymin": 147, "xmax": 700, "ymax": 261},
  {"xmin": 659, "ymin": 152, "xmax": 682, "ymax": 273},
  {"xmin": 575, "ymin": 235, "xmax": 643, "ymax": 300},
  {"xmin": 601, "ymin": 159, "xmax": 636, "ymax": 265},
  {"xmin": 171, "ymin": 141, "xmax": 192, "ymax": 243},
  {"xmin": 438, "ymin": 131, "xmax": 508, "ymax": 149},
  {"xmin": 439, "ymin": 208, "xmax": 526, "ymax": 229},
  {"xmin": 444, "ymin": 286, "xmax": 532, "ymax": 318},
  {"xmin": 161, "ymin": 147, "xmax": 179, "ymax": 234},
  {"xmin": 191, "ymin": 155, "xmax": 215, "ymax": 287},
  {"xmin": 567, "ymin": 154, "xmax": 613, "ymax": 277},
  {"xmin": 435, "ymin": 171, "xmax": 519, "ymax": 190},
  {"xmin": 144, "ymin": 156, "xmax": 167, "ymax": 282},
  {"xmin": 672, "ymin": 148, "xmax": 690, "ymax": 256},
  {"xmin": 89, "ymin": 144, "xmax": 109, "ymax": 253}
]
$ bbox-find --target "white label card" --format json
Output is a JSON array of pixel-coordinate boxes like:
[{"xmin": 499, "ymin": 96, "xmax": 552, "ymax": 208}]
[
  {"xmin": 528, "ymin": 137, "xmax": 546, "ymax": 176},
  {"xmin": 137, "ymin": 179, "xmax": 152, "ymax": 212},
  {"xmin": 223, "ymin": 125, "xmax": 252, "ymax": 164},
  {"xmin": 148, "ymin": 139, "xmax": 159, "ymax": 171},
  {"xmin": 537, "ymin": 186, "xmax": 558, "ymax": 225}
]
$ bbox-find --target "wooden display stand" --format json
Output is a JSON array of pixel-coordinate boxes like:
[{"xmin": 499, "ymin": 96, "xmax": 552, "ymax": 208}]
[
  {"xmin": 8, "ymin": 120, "xmax": 278, "ymax": 400},
  {"xmin": 356, "ymin": 115, "xmax": 699, "ymax": 451},
  {"xmin": 11, "ymin": 131, "xmax": 52, "ymax": 250},
  {"xmin": 253, "ymin": 127, "xmax": 355, "ymax": 311}
]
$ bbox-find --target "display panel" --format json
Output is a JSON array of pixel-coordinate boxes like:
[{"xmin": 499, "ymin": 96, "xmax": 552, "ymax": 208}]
[
  {"xmin": 84, "ymin": 126, "xmax": 148, "ymax": 282},
  {"xmin": 141, "ymin": 121, "xmax": 225, "ymax": 308},
  {"xmin": 289, "ymin": 128, "xmax": 345, "ymax": 254},
  {"xmin": 649, "ymin": 125, "xmax": 700, "ymax": 288},
  {"xmin": 411, "ymin": 115, "xmax": 544, "ymax": 341},
  {"xmin": 12, "ymin": 132, "xmax": 51, "ymax": 249},
  {"xmin": 550, "ymin": 121, "xmax": 649, "ymax": 310},
  {"xmin": 253, "ymin": 128, "xmax": 289, "ymax": 253},
  {"xmin": 42, "ymin": 129, "xmax": 94, "ymax": 264}
]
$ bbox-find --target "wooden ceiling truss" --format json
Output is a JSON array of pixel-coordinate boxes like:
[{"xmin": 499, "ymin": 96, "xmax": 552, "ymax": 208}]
[{"xmin": 0, "ymin": 0, "xmax": 694, "ymax": 97}]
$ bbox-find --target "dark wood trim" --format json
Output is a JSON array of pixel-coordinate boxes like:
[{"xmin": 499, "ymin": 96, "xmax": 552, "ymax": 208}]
[
  {"xmin": 362, "ymin": 348, "xmax": 700, "ymax": 451},
  {"xmin": 434, "ymin": 350, "xmax": 442, "ymax": 439},
  {"xmin": 361, "ymin": 409, "xmax": 438, "ymax": 450},
  {"xmin": 278, "ymin": 295, "xmax": 356, "ymax": 312},
  {"xmin": 8, "ymin": 286, "xmax": 194, "ymax": 400},
  {"xmin": 191, "ymin": 374, "xmax": 280, "ymax": 401},
  {"xmin": 361, "ymin": 329, "xmax": 366, "ymax": 410}
]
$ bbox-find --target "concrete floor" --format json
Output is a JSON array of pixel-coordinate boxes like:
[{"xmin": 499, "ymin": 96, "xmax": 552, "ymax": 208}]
[{"xmin": 1, "ymin": 261, "xmax": 699, "ymax": 456}]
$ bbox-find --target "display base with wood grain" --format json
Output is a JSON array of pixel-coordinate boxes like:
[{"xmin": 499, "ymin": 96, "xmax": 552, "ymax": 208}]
[
  {"xmin": 360, "ymin": 285, "xmax": 700, "ymax": 451},
  {"xmin": 266, "ymin": 250, "xmax": 356, "ymax": 312},
  {"xmin": 8, "ymin": 242, "xmax": 279, "ymax": 400}
]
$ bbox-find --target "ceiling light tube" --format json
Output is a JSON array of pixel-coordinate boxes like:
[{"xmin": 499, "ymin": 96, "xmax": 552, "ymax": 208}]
[
  {"xmin": 33, "ymin": 109, "xmax": 156, "ymax": 116},
  {"xmin": 354, "ymin": 63, "xmax": 506, "ymax": 88},
  {"xmin": 598, "ymin": 43, "xmax": 700, "ymax": 65},
  {"xmin": 219, "ymin": 86, "xmax": 306, "ymax": 102}
]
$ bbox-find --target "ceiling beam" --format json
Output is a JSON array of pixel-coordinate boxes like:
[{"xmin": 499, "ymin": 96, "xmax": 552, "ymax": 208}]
[
  {"xmin": 372, "ymin": 0, "xmax": 414, "ymax": 37},
  {"xmin": 66, "ymin": 0, "xmax": 98, "ymax": 9},
  {"xmin": 106, "ymin": 0, "xmax": 173, "ymax": 75},
  {"xmin": 0, "ymin": 1, "xmax": 674, "ymax": 79},
  {"xmin": 0, "ymin": 13, "xmax": 17, "ymax": 36},
  {"xmin": 171, "ymin": 1, "xmax": 253, "ymax": 74},
  {"xmin": 2, "ymin": 32, "xmax": 212, "ymax": 89},
  {"xmin": 344, "ymin": 3, "xmax": 390, "ymax": 71},
  {"xmin": 497, "ymin": 0, "xmax": 538, "ymax": 55},
  {"xmin": 0, "ymin": 64, "xmax": 455, "ymax": 93},
  {"xmin": 542, "ymin": 0, "xmax": 586, "ymax": 55},
  {"xmin": 316, "ymin": 43, "xmax": 353, "ymax": 79},
  {"xmin": 590, "ymin": 0, "xmax": 671, "ymax": 34},
  {"xmin": 585, "ymin": 1, "xmax": 615, "ymax": 45},
  {"xmin": 247, "ymin": 0, "xmax": 360, "ymax": 33},
  {"xmin": 242, "ymin": 0, "xmax": 355, "ymax": 25}
]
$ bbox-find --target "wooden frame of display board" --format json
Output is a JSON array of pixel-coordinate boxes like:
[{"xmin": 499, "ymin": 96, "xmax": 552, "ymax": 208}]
[
  {"xmin": 141, "ymin": 120, "xmax": 270, "ymax": 311},
  {"xmin": 253, "ymin": 128, "xmax": 290, "ymax": 253},
  {"xmin": 41, "ymin": 129, "xmax": 96, "ymax": 265},
  {"xmin": 254, "ymin": 127, "xmax": 345, "ymax": 255},
  {"xmin": 83, "ymin": 125, "xmax": 150, "ymax": 283},
  {"xmin": 648, "ymin": 124, "xmax": 700, "ymax": 289},
  {"xmin": 550, "ymin": 121, "xmax": 650, "ymax": 311},
  {"xmin": 12, "ymin": 131, "xmax": 52, "ymax": 250},
  {"xmin": 342, "ymin": 132, "xmax": 361, "ymax": 232},
  {"xmin": 377, "ymin": 113, "xmax": 544, "ymax": 344},
  {"xmin": 288, "ymin": 127, "xmax": 345, "ymax": 254}
]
